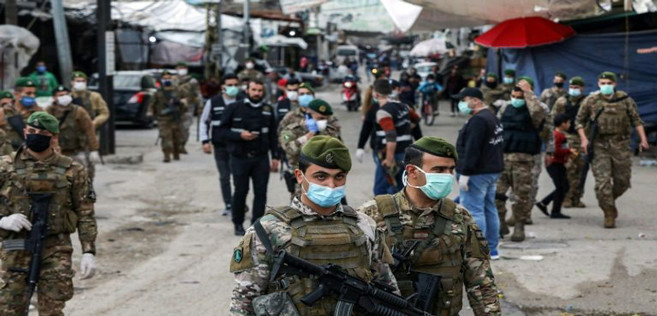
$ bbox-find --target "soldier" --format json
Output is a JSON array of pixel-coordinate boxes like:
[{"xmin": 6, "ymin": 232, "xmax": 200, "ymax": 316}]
[
  {"xmin": 552, "ymin": 76, "xmax": 587, "ymax": 208},
  {"xmin": 174, "ymin": 62, "xmax": 202, "ymax": 152},
  {"xmin": 576, "ymin": 71, "xmax": 649, "ymax": 228},
  {"xmin": 70, "ymin": 71, "xmax": 110, "ymax": 130},
  {"xmin": 480, "ymin": 73, "xmax": 506, "ymax": 113},
  {"xmin": 237, "ymin": 59, "xmax": 264, "ymax": 83},
  {"xmin": 230, "ymin": 136, "xmax": 399, "ymax": 315},
  {"xmin": 540, "ymin": 71, "xmax": 568, "ymax": 111},
  {"xmin": 279, "ymin": 99, "xmax": 341, "ymax": 198},
  {"xmin": 0, "ymin": 112, "xmax": 97, "ymax": 315},
  {"xmin": 359, "ymin": 136, "xmax": 501, "ymax": 315},
  {"xmin": 148, "ymin": 71, "xmax": 186, "ymax": 162},
  {"xmin": 496, "ymin": 80, "xmax": 550, "ymax": 241},
  {"xmin": 0, "ymin": 90, "xmax": 23, "ymax": 150},
  {"xmin": 47, "ymin": 86, "xmax": 101, "ymax": 179},
  {"xmin": 13, "ymin": 78, "xmax": 43, "ymax": 121},
  {"xmin": 501, "ymin": 69, "xmax": 516, "ymax": 100}
]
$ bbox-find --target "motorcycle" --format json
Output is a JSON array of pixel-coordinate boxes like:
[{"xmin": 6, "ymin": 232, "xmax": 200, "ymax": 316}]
[{"xmin": 342, "ymin": 75, "xmax": 361, "ymax": 112}]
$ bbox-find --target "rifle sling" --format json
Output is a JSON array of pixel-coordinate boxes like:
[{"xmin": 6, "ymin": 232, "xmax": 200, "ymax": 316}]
[{"xmin": 254, "ymin": 220, "xmax": 275, "ymax": 255}]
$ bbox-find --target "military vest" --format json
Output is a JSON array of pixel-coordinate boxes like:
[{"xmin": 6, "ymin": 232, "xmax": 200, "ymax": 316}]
[
  {"xmin": 10, "ymin": 150, "xmax": 78, "ymax": 235},
  {"xmin": 209, "ymin": 95, "xmax": 228, "ymax": 144},
  {"xmin": 564, "ymin": 97, "xmax": 584, "ymax": 134},
  {"xmin": 591, "ymin": 93, "xmax": 632, "ymax": 137},
  {"xmin": 374, "ymin": 101, "xmax": 413, "ymax": 152},
  {"xmin": 265, "ymin": 206, "xmax": 372, "ymax": 316},
  {"xmin": 501, "ymin": 106, "xmax": 541, "ymax": 155},
  {"xmin": 275, "ymin": 98, "xmax": 292, "ymax": 124},
  {"xmin": 56, "ymin": 106, "xmax": 87, "ymax": 153},
  {"xmin": 72, "ymin": 90, "xmax": 95, "ymax": 119},
  {"xmin": 225, "ymin": 100, "xmax": 274, "ymax": 158},
  {"xmin": 375, "ymin": 195, "xmax": 465, "ymax": 316}
]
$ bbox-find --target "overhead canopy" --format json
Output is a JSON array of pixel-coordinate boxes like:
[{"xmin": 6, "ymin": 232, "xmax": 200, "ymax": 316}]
[
  {"xmin": 475, "ymin": 17, "xmax": 576, "ymax": 48},
  {"xmin": 262, "ymin": 35, "xmax": 308, "ymax": 49},
  {"xmin": 409, "ymin": 38, "xmax": 448, "ymax": 56}
]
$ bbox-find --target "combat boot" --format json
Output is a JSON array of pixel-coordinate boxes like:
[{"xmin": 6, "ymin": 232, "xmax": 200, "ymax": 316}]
[
  {"xmin": 173, "ymin": 152, "xmax": 180, "ymax": 161},
  {"xmin": 506, "ymin": 215, "xmax": 516, "ymax": 226},
  {"xmin": 572, "ymin": 200, "xmax": 586, "ymax": 208},
  {"xmin": 562, "ymin": 200, "xmax": 573, "ymax": 208},
  {"xmin": 180, "ymin": 147, "xmax": 188, "ymax": 154},
  {"xmin": 499, "ymin": 213, "xmax": 510, "ymax": 237},
  {"xmin": 510, "ymin": 222, "xmax": 525, "ymax": 242},
  {"xmin": 603, "ymin": 207, "xmax": 616, "ymax": 228},
  {"xmin": 163, "ymin": 152, "xmax": 171, "ymax": 163}
]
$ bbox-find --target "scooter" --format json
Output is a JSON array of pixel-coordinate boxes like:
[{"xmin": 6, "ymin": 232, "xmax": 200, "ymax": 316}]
[{"xmin": 342, "ymin": 75, "xmax": 361, "ymax": 112}]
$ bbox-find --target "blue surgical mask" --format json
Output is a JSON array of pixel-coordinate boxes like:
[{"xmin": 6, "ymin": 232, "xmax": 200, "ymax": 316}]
[
  {"xmin": 225, "ymin": 86, "xmax": 239, "ymax": 97},
  {"xmin": 162, "ymin": 79, "xmax": 172, "ymax": 87},
  {"xmin": 36, "ymin": 66, "xmax": 46, "ymax": 73},
  {"xmin": 568, "ymin": 88, "xmax": 581, "ymax": 97},
  {"xmin": 503, "ymin": 77, "xmax": 514, "ymax": 84},
  {"xmin": 510, "ymin": 97, "xmax": 526, "ymax": 108},
  {"xmin": 21, "ymin": 96, "xmax": 36, "ymax": 107},
  {"xmin": 599, "ymin": 84, "xmax": 614, "ymax": 95},
  {"xmin": 458, "ymin": 101, "xmax": 472, "ymax": 115},
  {"xmin": 299, "ymin": 94, "xmax": 314, "ymax": 107},
  {"xmin": 403, "ymin": 166, "xmax": 453, "ymax": 200},
  {"xmin": 302, "ymin": 173, "xmax": 346, "ymax": 207}
]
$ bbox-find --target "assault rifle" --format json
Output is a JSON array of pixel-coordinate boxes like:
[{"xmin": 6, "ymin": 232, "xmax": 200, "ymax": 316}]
[
  {"xmin": 161, "ymin": 92, "xmax": 181, "ymax": 123},
  {"xmin": 391, "ymin": 240, "xmax": 441, "ymax": 313},
  {"xmin": 269, "ymin": 250, "xmax": 432, "ymax": 316},
  {"xmin": 6, "ymin": 115, "xmax": 25, "ymax": 149},
  {"xmin": 2, "ymin": 193, "xmax": 53, "ymax": 316},
  {"xmin": 579, "ymin": 107, "xmax": 605, "ymax": 193}
]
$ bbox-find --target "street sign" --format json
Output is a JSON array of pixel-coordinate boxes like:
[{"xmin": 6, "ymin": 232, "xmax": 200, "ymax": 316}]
[{"xmin": 106, "ymin": 31, "xmax": 115, "ymax": 76}]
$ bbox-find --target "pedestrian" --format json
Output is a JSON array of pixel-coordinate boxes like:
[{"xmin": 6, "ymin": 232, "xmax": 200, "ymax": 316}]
[
  {"xmin": 551, "ymin": 76, "xmax": 587, "ymax": 208},
  {"xmin": 148, "ymin": 71, "xmax": 186, "ymax": 163},
  {"xmin": 455, "ymin": 87, "xmax": 504, "ymax": 259},
  {"xmin": 398, "ymin": 72, "xmax": 416, "ymax": 107},
  {"xmin": 0, "ymin": 112, "xmax": 98, "ymax": 315},
  {"xmin": 359, "ymin": 136, "xmax": 501, "ymax": 316},
  {"xmin": 444, "ymin": 65, "xmax": 467, "ymax": 117},
  {"xmin": 274, "ymin": 78, "xmax": 300, "ymax": 124},
  {"xmin": 174, "ymin": 62, "xmax": 202, "ymax": 153},
  {"xmin": 374, "ymin": 79, "xmax": 416, "ymax": 194},
  {"xmin": 536, "ymin": 113, "xmax": 572, "ymax": 219},
  {"xmin": 284, "ymin": 67, "xmax": 303, "ymax": 82},
  {"xmin": 200, "ymin": 73, "xmax": 240, "ymax": 216},
  {"xmin": 217, "ymin": 79, "xmax": 280, "ymax": 236},
  {"xmin": 495, "ymin": 80, "xmax": 551, "ymax": 242},
  {"xmin": 575, "ymin": 71, "xmax": 649, "ymax": 228},
  {"xmin": 388, "ymin": 79, "xmax": 423, "ymax": 141},
  {"xmin": 480, "ymin": 73, "xmax": 506, "ymax": 113},
  {"xmin": 70, "ymin": 71, "xmax": 110, "ymax": 131},
  {"xmin": 361, "ymin": 67, "xmax": 388, "ymax": 119},
  {"xmin": 279, "ymin": 99, "xmax": 341, "ymax": 198},
  {"xmin": 28, "ymin": 61, "xmax": 59, "ymax": 97},
  {"xmin": 501, "ymin": 69, "xmax": 516, "ymax": 100},
  {"xmin": 417, "ymin": 74, "xmax": 443, "ymax": 115},
  {"xmin": 229, "ymin": 136, "xmax": 399, "ymax": 315},
  {"xmin": 47, "ymin": 85, "xmax": 102, "ymax": 179},
  {"xmin": 540, "ymin": 71, "xmax": 568, "ymax": 111}
]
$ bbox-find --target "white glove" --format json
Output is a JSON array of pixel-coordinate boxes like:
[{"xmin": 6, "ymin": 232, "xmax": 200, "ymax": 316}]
[
  {"xmin": 0, "ymin": 214, "xmax": 32, "ymax": 232},
  {"xmin": 356, "ymin": 148, "xmax": 365, "ymax": 163},
  {"xmin": 89, "ymin": 151, "xmax": 101, "ymax": 164},
  {"xmin": 459, "ymin": 175, "xmax": 470, "ymax": 192},
  {"xmin": 80, "ymin": 253, "xmax": 96, "ymax": 280}
]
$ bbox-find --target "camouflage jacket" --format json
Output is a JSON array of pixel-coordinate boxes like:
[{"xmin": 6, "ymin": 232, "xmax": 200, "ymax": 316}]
[
  {"xmin": 1, "ymin": 104, "xmax": 25, "ymax": 149},
  {"xmin": 148, "ymin": 88, "xmax": 187, "ymax": 122},
  {"xmin": 552, "ymin": 95, "xmax": 586, "ymax": 135},
  {"xmin": 575, "ymin": 90, "xmax": 642, "ymax": 139},
  {"xmin": 540, "ymin": 86, "xmax": 566, "ymax": 111},
  {"xmin": 47, "ymin": 104, "xmax": 100, "ymax": 154},
  {"xmin": 237, "ymin": 70, "xmax": 265, "ymax": 83},
  {"xmin": 71, "ymin": 90, "xmax": 110, "ymax": 129},
  {"xmin": 358, "ymin": 190, "xmax": 500, "ymax": 316},
  {"xmin": 0, "ymin": 149, "xmax": 97, "ymax": 254},
  {"xmin": 176, "ymin": 75, "xmax": 202, "ymax": 113},
  {"xmin": 481, "ymin": 85, "xmax": 506, "ymax": 111},
  {"xmin": 229, "ymin": 198, "xmax": 399, "ymax": 316},
  {"xmin": 279, "ymin": 117, "xmax": 341, "ymax": 168}
]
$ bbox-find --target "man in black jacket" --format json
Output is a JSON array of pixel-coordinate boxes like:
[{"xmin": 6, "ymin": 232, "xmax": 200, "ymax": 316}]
[
  {"xmin": 455, "ymin": 88, "xmax": 504, "ymax": 258},
  {"xmin": 217, "ymin": 79, "xmax": 280, "ymax": 236}
]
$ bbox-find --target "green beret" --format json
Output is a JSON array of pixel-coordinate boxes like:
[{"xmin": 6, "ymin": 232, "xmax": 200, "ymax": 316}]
[
  {"xmin": 0, "ymin": 91, "xmax": 14, "ymax": 100},
  {"xmin": 27, "ymin": 112, "xmax": 59, "ymax": 134},
  {"xmin": 299, "ymin": 82, "xmax": 315, "ymax": 95},
  {"xmin": 71, "ymin": 71, "xmax": 88, "ymax": 80},
  {"xmin": 176, "ymin": 61, "xmax": 188, "ymax": 67},
  {"xmin": 504, "ymin": 69, "xmax": 516, "ymax": 76},
  {"xmin": 555, "ymin": 71, "xmax": 567, "ymax": 80},
  {"xmin": 52, "ymin": 85, "xmax": 69, "ymax": 95},
  {"xmin": 518, "ymin": 76, "xmax": 534, "ymax": 88},
  {"xmin": 300, "ymin": 136, "xmax": 351, "ymax": 172},
  {"xmin": 409, "ymin": 137, "xmax": 458, "ymax": 161},
  {"xmin": 486, "ymin": 72, "xmax": 498, "ymax": 79},
  {"xmin": 308, "ymin": 99, "xmax": 332, "ymax": 115},
  {"xmin": 569, "ymin": 76, "xmax": 585, "ymax": 86},
  {"xmin": 15, "ymin": 77, "xmax": 35, "ymax": 88},
  {"xmin": 598, "ymin": 71, "xmax": 617, "ymax": 82}
]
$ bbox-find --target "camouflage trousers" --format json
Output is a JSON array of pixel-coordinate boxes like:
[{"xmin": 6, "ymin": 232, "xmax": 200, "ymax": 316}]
[
  {"xmin": 158, "ymin": 119, "xmax": 183, "ymax": 154},
  {"xmin": 529, "ymin": 153, "xmax": 543, "ymax": 207},
  {"xmin": 496, "ymin": 159, "xmax": 535, "ymax": 223},
  {"xmin": 591, "ymin": 137, "xmax": 632, "ymax": 212},
  {"xmin": 564, "ymin": 133, "xmax": 584, "ymax": 204},
  {"xmin": 0, "ymin": 234, "xmax": 74, "ymax": 316},
  {"xmin": 181, "ymin": 112, "xmax": 193, "ymax": 146}
]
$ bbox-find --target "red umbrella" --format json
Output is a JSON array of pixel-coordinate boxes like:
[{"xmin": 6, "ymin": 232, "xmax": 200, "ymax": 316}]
[{"xmin": 475, "ymin": 16, "xmax": 575, "ymax": 48}]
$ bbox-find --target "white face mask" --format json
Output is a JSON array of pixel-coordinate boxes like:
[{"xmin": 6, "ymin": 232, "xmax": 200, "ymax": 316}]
[
  {"xmin": 72, "ymin": 81, "xmax": 87, "ymax": 91},
  {"xmin": 245, "ymin": 63, "xmax": 254, "ymax": 70},
  {"xmin": 57, "ymin": 95, "xmax": 73, "ymax": 106},
  {"xmin": 316, "ymin": 119, "xmax": 328, "ymax": 132},
  {"xmin": 178, "ymin": 69, "xmax": 188, "ymax": 76},
  {"xmin": 287, "ymin": 91, "xmax": 298, "ymax": 101}
]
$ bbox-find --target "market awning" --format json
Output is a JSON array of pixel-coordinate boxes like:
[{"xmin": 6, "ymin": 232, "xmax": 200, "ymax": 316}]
[{"xmin": 262, "ymin": 35, "xmax": 308, "ymax": 49}]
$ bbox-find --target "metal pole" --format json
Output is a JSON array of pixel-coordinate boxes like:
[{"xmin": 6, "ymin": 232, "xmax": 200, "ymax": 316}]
[
  {"xmin": 51, "ymin": 0, "xmax": 73, "ymax": 84},
  {"xmin": 217, "ymin": 0, "xmax": 223, "ymax": 73},
  {"xmin": 5, "ymin": 0, "xmax": 17, "ymax": 25},
  {"xmin": 243, "ymin": 0, "xmax": 250, "ymax": 59},
  {"xmin": 97, "ymin": 0, "xmax": 115, "ymax": 154}
]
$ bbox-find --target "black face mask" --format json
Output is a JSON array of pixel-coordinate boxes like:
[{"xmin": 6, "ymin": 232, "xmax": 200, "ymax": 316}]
[
  {"xmin": 485, "ymin": 81, "xmax": 498, "ymax": 89},
  {"xmin": 554, "ymin": 82, "xmax": 564, "ymax": 88},
  {"xmin": 25, "ymin": 134, "xmax": 51, "ymax": 152}
]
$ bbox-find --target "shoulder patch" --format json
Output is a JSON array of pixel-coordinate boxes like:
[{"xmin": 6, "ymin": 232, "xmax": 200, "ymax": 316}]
[{"xmin": 229, "ymin": 232, "xmax": 256, "ymax": 273}]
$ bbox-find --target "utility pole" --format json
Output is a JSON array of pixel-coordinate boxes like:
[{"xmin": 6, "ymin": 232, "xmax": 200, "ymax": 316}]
[
  {"xmin": 97, "ymin": 0, "xmax": 115, "ymax": 154},
  {"xmin": 217, "ymin": 0, "xmax": 223, "ymax": 72},
  {"xmin": 243, "ymin": 0, "xmax": 250, "ymax": 59},
  {"xmin": 51, "ymin": 0, "xmax": 73, "ymax": 84},
  {"xmin": 5, "ymin": 0, "xmax": 17, "ymax": 25}
]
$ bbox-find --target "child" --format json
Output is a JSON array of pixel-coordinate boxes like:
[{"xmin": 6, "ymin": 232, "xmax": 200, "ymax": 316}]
[
  {"xmin": 536, "ymin": 113, "xmax": 572, "ymax": 219},
  {"xmin": 416, "ymin": 74, "xmax": 443, "ymax": 113}
]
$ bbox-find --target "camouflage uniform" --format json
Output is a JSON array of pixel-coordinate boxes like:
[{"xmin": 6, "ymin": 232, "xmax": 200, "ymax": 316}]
[
  {"xmin": 0, "ymin": 129, "xmax": 13, "ymax": 155},
  {"xmin": 229, "ymin": 198, "xmax": 398, "ymax": 315},
  {"xmin": 575, "ymin": 90, "xmax": 643, "ymax": 221},
  {"xmin": 237, "ymin": 69, "xmax": 265, "ymax": 83},
  {"xmin": 480, "ymin": 85, "xmax": 506, "ymax": 113},
  {"xmin": 1, "ymin": 104, "xmax": 27, "ymax": 150},
  {"xmin": 149, "ymin": 88, "xmax": 187, "ymax": 160},
  {"xmin": 552, "ymin": 94, "xmax": 586, "ymax": 206},
  {"xmin": 0, "ymin": 149, "xmax": 97, "ymax": 316},
  {"xmin": 175, "ymin": 75, "xmax": 202, "ymax": 147},
  {"xmin": 70, "ymin": 90, "xmax": 110, "ymax": 130},
  {"xmin": 539, "ymin": 86, "xmax": 566, "ymax": 111},
  {"xmin": 47, "ymin": 104, "xmax": 100, "ymax": 179},
  {"xmin": 358, "ymin": 190, "xmax": 500, "ymax": 316}
]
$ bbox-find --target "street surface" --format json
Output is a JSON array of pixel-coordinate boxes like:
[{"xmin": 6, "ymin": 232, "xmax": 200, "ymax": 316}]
[{"xmin": 62, "ymin": 81, "xmax": 657, "ymax": 315}]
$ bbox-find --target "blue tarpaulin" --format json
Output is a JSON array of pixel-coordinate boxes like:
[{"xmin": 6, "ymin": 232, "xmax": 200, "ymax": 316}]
[{"xmin": 487, "ymin": 30, "xmax": 657, "ymax": 123}]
